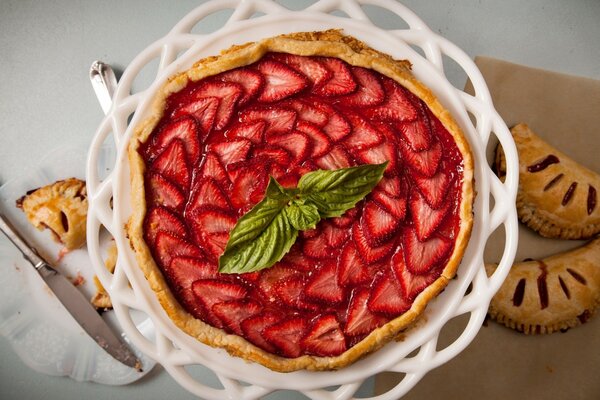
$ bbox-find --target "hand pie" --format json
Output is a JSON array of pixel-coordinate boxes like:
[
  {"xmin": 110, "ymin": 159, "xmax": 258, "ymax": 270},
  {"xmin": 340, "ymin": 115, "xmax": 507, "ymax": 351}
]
[
  {"xmin": 495, "ymin": 123, "xmax": 600, "ymax": 239},
  {"xmin": 486, "ymin": 238, "xmax": 600, "ymax": 334}
]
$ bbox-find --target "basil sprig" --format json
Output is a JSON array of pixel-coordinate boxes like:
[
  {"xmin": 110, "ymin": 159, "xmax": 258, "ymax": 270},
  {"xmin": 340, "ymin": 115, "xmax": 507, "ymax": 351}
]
[{"xmin": 218, "ymin": 162, "xmax": 387, "ymax": 274}]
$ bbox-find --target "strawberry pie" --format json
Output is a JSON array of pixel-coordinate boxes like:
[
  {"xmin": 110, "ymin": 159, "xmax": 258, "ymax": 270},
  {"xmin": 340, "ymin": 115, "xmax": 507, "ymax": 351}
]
[{"xmin": 127, "ymin": 30, "xmax": 474, "ymax": 371}]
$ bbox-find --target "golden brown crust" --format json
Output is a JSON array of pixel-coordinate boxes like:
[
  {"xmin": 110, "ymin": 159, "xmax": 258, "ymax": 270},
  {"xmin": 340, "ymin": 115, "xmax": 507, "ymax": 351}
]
[
  {"xmin": 17, "ymin": 178, "xmax": 88, "ymax": 250},
  {"xmin": 127, "ymin": 30, "xmax": 474, "ymax": 372},
  {"xmin": 486, "ymin": 238, "xmax": 600, "ymax": 334},
  {"xmin": 496, "ymin": 123, "xmax": 600, "ymax": 239}
]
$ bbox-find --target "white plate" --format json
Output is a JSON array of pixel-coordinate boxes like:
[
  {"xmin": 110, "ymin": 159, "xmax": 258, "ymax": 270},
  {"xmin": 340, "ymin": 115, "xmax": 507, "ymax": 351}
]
[
  {"xmin": 86, "ymin": 0, "xmax": 519, "ymax": 398},
  {"xmin": 0, "ymin": 144, "xmax": 156, "ymax": 385}
]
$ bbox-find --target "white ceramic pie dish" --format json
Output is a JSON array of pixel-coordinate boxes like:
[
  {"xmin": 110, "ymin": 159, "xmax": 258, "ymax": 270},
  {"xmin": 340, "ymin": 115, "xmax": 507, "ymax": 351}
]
[{"xmin": 86, "ymin": 1, "xmax": 519, "ymax": 398}]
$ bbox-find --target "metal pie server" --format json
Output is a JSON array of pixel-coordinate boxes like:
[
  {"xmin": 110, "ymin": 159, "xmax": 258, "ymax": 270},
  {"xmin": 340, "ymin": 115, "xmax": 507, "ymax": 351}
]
[{"xmin": 0, "ymin": 213, "xmax": 141, "ymax": 370}]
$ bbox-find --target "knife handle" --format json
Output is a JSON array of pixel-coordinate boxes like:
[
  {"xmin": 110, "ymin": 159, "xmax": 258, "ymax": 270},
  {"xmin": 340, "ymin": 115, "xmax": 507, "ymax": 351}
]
[{"xmin": 0, "ymin": 212, "xmax": 51, "ymax": 274}]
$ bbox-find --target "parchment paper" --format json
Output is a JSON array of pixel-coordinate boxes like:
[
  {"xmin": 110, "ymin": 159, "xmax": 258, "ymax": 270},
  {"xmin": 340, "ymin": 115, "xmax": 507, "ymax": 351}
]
[{"xmin": 375, "ymin": 57, "xmax": 600, "ymax": 400}]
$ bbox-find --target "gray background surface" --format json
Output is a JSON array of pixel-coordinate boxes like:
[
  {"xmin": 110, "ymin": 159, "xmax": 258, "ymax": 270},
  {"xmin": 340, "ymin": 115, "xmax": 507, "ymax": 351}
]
[{"xmin": 1, "ymin": 0, "xmax": 599, "ymax": 399}]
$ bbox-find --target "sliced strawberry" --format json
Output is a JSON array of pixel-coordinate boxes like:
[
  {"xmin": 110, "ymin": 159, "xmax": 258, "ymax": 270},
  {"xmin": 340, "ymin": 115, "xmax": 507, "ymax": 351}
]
[
  {"xmin": 191, "ymin": 279, "xmax": 247, "ymax": 328},
  {"xmin": 301, "ymin": 314, "xmax": 347, "ymax": 357},
  {"xmin": 187, "ymin": 177, "xmax": 231, "ymax": 214},
  {"xmin": 258, "ymin": 265, "xmax": 300, "ymax": 301},
  {"xmin": 304, "ymin": 261, "xmax": 344, "ymax": 304},
  {"xmin": 280, "ymin": 247, "xmax": 313, "ymax": 272},
  {"xmin": 274, "ymin": 171, "xmax": 300, "ymax": 189},
  {"xmin": 357, "ymin": 139, "xmax": 398, "ymax": 175},
  {"xmin": 144, "ymin": 206, "xmax": 187, "ymax": 244},
  {"xmin": 330, "ymin": 207, "xmax": 359, "ymax": 229},
  {"xmin": 220, "ymin": 68, "xmax": 264, "ymax": 105},
  {"xmin": 274, "ymin": 275, "xmax": 317, "ymax": 311},
  {"xmin": 230, "ymin": 165, "xmax": 268, "ymax": 211},
  {"xmin": 154, "ymin": 231, "xmax": 202, "ymax": 268},
  {"xmin": 148, "ymin": 117, "xmax": 201, "ymax": 165},
  {"xmin": 303, "ymin": 221, "xmax": 348, "ymax": 259},
  {"xmin": 295, "ymin": 121, "xmax": 331, "ymax": 158},
  {"xmin": 172, "ymin": 97, "xmax": 218, "ymax": 136},
  {"xmin": 392, "ymin": 251, "xmax": 437, "ymax": 300},
  {"xmin": 313, "ymin": 57, "xmax": 357, "ymax": 96},
  {"xmin": 189, "ymin": 208, "xmax": 236, "ymax": 260},
  {"xmin": 403, "ymin": 227, "xmax": 452, "ymax": 274},
  {"xmin": 414, "ymin": 170, "xmax": 452, "ymax": 209},
  {"xmin": 213, "ymin": 299, "xmax": 262, "ymax": 335},
  {"xmin": 315, "ymin": 145, "xmax": 353, "ymax": 170},
  {"xmin": 365, "ymin": 78, "xmax": 417, "ymax": 122},
  {"xmin": 240, "ymin": 107, "xmax": 297, "ymax": 137},
  {"xmin": 344, "ymin": 288, "xmax": 388, "ymax": 336},
  {"xmin": 266, "ymin": 131, "xmax": 310, "ymax": 163},
  {"xmin": 360, "ymin": 201, "xmax": 401, "ymax": 246},
  {"xmin": 352, "ymin": 222, "xmax": 395, "ymax": 264},
  {"xmin": 344, "ymin": 113, "xmax": 384, "ymax": 151},
  {"xmin": 338, "ymin": 241, "xmax": 371, "ymax": 287},
  {"xmin": 378, "ymin": 176, "xmax": 403, "ymax": 197},
  {"xmin": 150, "ymin": 139, "xmax": 190, "ymax": 190},
  {"xmin": 251, "ymin": 145, "xmax": 291, "ymax": 167},
  {"xmin": 314, "ymin": 102, "xmax": 351, "ymax": 141},
  {"xmin": 256, "ymin": 60, "xmax": 308, "ymax": 102},
  {"xmin": 198, "ymin": 152, "xmax": 230, "ymax": 185},
  {"xmin": 367, "ymin": 272, "xmax": 411, "ymax": 315},
  {"xmin": 263, "ymin": 317, "xmax": 307, "ymax": 358},
  {"xmin": 209, "ymin": 138, "xmax": 252, "ymax": 165},
  {"xmin": 397, "ymin": 100, "xmax": 432, "ymax": 151},
  {"xmin": 321, "ymin": 221, "xmax": 350, "ymax": 247},
  {"xmin": 399, "ymin": 139, "xmax": 442, "ymax": 178},
  {"xmin": 268, "ymin": 53, "xmax": 331, "ymax": 89},
  {"xmin": 282, "ymin": 99, "xmax": 328, "ymax": 126},
  {"xmin": 193, "ymin": 81, "xmax": 242, "ymax": 130},
  {"xmin": 226, "ymin": 120, "xmax": 265, "ymax": 144},
  {"xmin": 371, "ymin": 191, "xmax": 406, "ymax": 220},
  {"xmin": 409, "ymin": 189, "xmax": 450, "ymax": 241},
  {"xmin": 340, "ymin": 67, "xmax": 384, "ymax": 107},
  {"xmin": 147, "ymin": 172, "xmax": 185, "ymax": 211},
  {"xmin": 167, "ymin": 256, "xmax": 216, "ymax": 292},
  {"xmin": 240, "ymin": 312, "xmax": 281, "ymax": 353}
]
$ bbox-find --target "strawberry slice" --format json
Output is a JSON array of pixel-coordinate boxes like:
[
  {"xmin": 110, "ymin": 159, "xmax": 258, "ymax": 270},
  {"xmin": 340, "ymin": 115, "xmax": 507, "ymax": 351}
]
[
  {"xmin": 209, "ymin": 138, "xmax": 252, "ymax": 165},
  {"xmin": 282, "ymin": 99, "xmax": 328, "ymax": 126},
  {"xmin": 144, "ymin": 206, "xmax": 187, "ymax": 244},
  {"xmin": 344, "ymin": 113, "xmax": 384, "ymax": 151},
  {"xmin": 303, "ymin": 221, "xmax": 349, "ymax": 259},
  {"xmin": 147, "ymin": 117, "xmax": 201, "ymax": 165},
  {"xmin": 340, "ymin": 67, "xmax": 384, "ymax": 107},
  {"xmin": 187, "ymin": 177, "xmax": 231, "ymax": 214},
  {"xmin": 263, "ymin": 317, "xmax": 307, "ymax": 358},
  {"xmin": 313, "ymin": 57, "xmax": 357, "ymax": 96},
  {"xmin": 360, "ymin": 201, "xmax": 401, "ymax": 246},
  {"xmin": 315, "ymin": 145, "xmax": 353, "ymax": 170},
  {"xmin": 338, "ymin": 241, "xmax": 371, "ymax": 287},
  {"xmin": 220, "ymin": 68, "xmax": 264, "ymax": 105},
  {"xmin": 154, "ymin": 231, "xmax": 202, "ymax": 268},
  {"xmin": 301, "ymin": 314, "xmax": 347, "ymax": 357},
  {"xmin": 172, "ymin": 97, "xmax": 218, "ymax": 136},
  {"xmin": 240, "ymin": 312, "xmax": 281, "ymax": 353},
  {"xmin": 304, "ymin": 261, "xmax": 344, "ymax": 304},
  {"xmin": 258, "ymin": 265, "xmax": 300, "ymax": 301},
  {"xmin": 240, "ymin": 107, "xmax": 297, "ymax": 137},
  {"xmin": 199, "ymin": 152, "xmax": 230, "ymax": 186},
  {"xmin": 226, "ymin": 120, "xmax": 266, "ymax": 144},
  {"xmin": 213, "ymin": 299, "xmax": 262, "ymax": 335},
  {"xmin": 367, "ymin": 272, "xmax": 411, "ymax": 315},
  {"xmin": 274, "ymin": 275, "xmax": 317, "ymax": 311},
  {"xmin": 357, "ymin": 139, "xmax": 398, "ymax": 175},
  {"xmin": 150, "ymin": 139, "xmax": 190, "ymax": 190},
  {"xmin": 256, "ymin": 60, "xmax": 308, "ymax": 102},
  {"xmin": 409, "ymin": 189, "xmax": 450, "ymax": 241},
  {"xmin": 378, "ymin": 176, "xmax": 403, "ymax": 197},
  {"xmin": 403, "ymin": 228, "xmax": 452, "ymax": 274},
  {"xmin": 344, "ymin": 288, "xmax": 388, "ymax": 336},
  {"xmin": 313, "ymin": 102, "xmax": 351, "ymax": 141},
  {"xmin": 147, "ymin": 172, "xmax": 185, "ymax": 211},
  {"xmin": 266, "ymin": 131, "xmax": 310, "ymax": 163},
  {"xmin": 295, "ymin": 121, "xmax": 331, "ymax": 158},
  {"xmin": 230, "ymin": 164, "xmax": 269, "ymax": 211},
  {"xmin": 414, "ymin": 170, "xmax": 452, "ymax": 209},
  {"xmin": 189, "ymin": 208, "xmax": 236, "ymax": 260},
  {"xmin": 371, "ymin": 190, "xmax": 407, "ymax": 220},
  {"xmin": 251, "ymin": 145, "xmax": 291, "ymax": 167},
  {"xmin": 330, "ymin": 207, "xmax": 359, "ymax": 229},
  {"xmin": 399, "ymin": 139, "xmax": 442, "ymax": 178},
  {"xmin": 352, "ymin": 222, "xmax": 395, "ymax": 264},
  {"xmin": 397, "ymin": 100, "xmax": 432, "ymax": 151},
  {"xmin": 268, "ymin": 53, "xmax": 331, "ymax": 89},
  {"xmin": 365, "ymin": 78, "xmax": 417, "ymax": 122},
  {"xmin": 167, "ymin": 256, "xmax": 216, "ymax": 292},
  {"xmin": 392, "ymin": 251, "xmax": 438, "ymax": 300},
  {"xmin": 192, "ymin": 81, "xmax": 242, "ymax": 130},
  {"xmin": 191, "ymin": 279, "xmax": 247, "ymax": 329}
]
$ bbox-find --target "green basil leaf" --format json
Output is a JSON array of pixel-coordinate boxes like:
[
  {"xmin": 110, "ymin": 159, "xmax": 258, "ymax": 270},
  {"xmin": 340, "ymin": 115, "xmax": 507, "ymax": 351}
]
[
  {"xmin": 286, "ymin": 202, "xmax": 320, "ymax": 231},
  {"xmin": 298, "ymin": 162, "xmax": 388, "ymax": 217}
]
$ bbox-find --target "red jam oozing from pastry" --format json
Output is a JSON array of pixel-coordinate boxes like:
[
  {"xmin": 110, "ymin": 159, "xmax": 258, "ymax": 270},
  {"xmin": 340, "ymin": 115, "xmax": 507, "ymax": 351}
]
[{"xmin": 139, "ymin": 53, "xmax": 464, "ymax": 358}]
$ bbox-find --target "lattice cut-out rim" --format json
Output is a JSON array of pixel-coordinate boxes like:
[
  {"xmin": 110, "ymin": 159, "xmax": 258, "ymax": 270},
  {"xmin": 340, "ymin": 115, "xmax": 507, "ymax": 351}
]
[{"xmin": 85, "ymin": 1, "xmax": 519, "ymax": 399}]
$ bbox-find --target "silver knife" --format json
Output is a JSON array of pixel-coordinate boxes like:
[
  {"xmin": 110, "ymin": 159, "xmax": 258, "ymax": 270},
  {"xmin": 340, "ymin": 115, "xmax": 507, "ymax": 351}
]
[{"xmin": 0, "ymin": 213, "xmax": 141, "ymax": 370}]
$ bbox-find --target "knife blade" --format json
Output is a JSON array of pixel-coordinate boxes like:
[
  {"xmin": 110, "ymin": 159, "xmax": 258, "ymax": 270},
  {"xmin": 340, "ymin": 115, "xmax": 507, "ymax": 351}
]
[{"xmin": 0, "ymin": 212, "xmax": 141, "ymax": 370}]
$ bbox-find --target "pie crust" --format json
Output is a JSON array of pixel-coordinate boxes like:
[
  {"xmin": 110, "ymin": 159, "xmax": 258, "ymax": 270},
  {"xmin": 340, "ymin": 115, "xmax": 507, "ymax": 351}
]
[
  {"xmin": 127, "ymin": 30, "xmax": 474, "ymax": 371},
  {"xmin": 486, "ymin": 238, "xmax": 600, "ymax": 334},
  {"xmin": 495, "ymin": 123, "xmax": 600, "ymax": 239}
]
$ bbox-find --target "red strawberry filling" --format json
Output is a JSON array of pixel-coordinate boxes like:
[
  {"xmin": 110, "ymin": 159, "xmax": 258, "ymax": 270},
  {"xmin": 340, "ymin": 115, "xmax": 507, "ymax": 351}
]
[{"xmin": 140, "ymin": 53, "xmax": 465, "ymax": 359}]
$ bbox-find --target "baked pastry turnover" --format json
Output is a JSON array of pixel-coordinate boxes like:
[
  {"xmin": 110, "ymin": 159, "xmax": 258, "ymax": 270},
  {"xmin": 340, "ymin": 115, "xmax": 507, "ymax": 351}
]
[
  {"xmin": 495, "ymin": 123, "xmax": 600, "ymax": 239},
  {"xmin": 127, "ymin": 30, "xmax": 474, "ymax": 371}
]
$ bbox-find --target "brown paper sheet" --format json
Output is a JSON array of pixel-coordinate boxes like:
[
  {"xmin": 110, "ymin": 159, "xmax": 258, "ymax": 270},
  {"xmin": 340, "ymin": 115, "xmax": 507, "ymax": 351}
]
[{"xmin": 375, "ymin": 57, "xmax": 600, "ymax": 399}]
